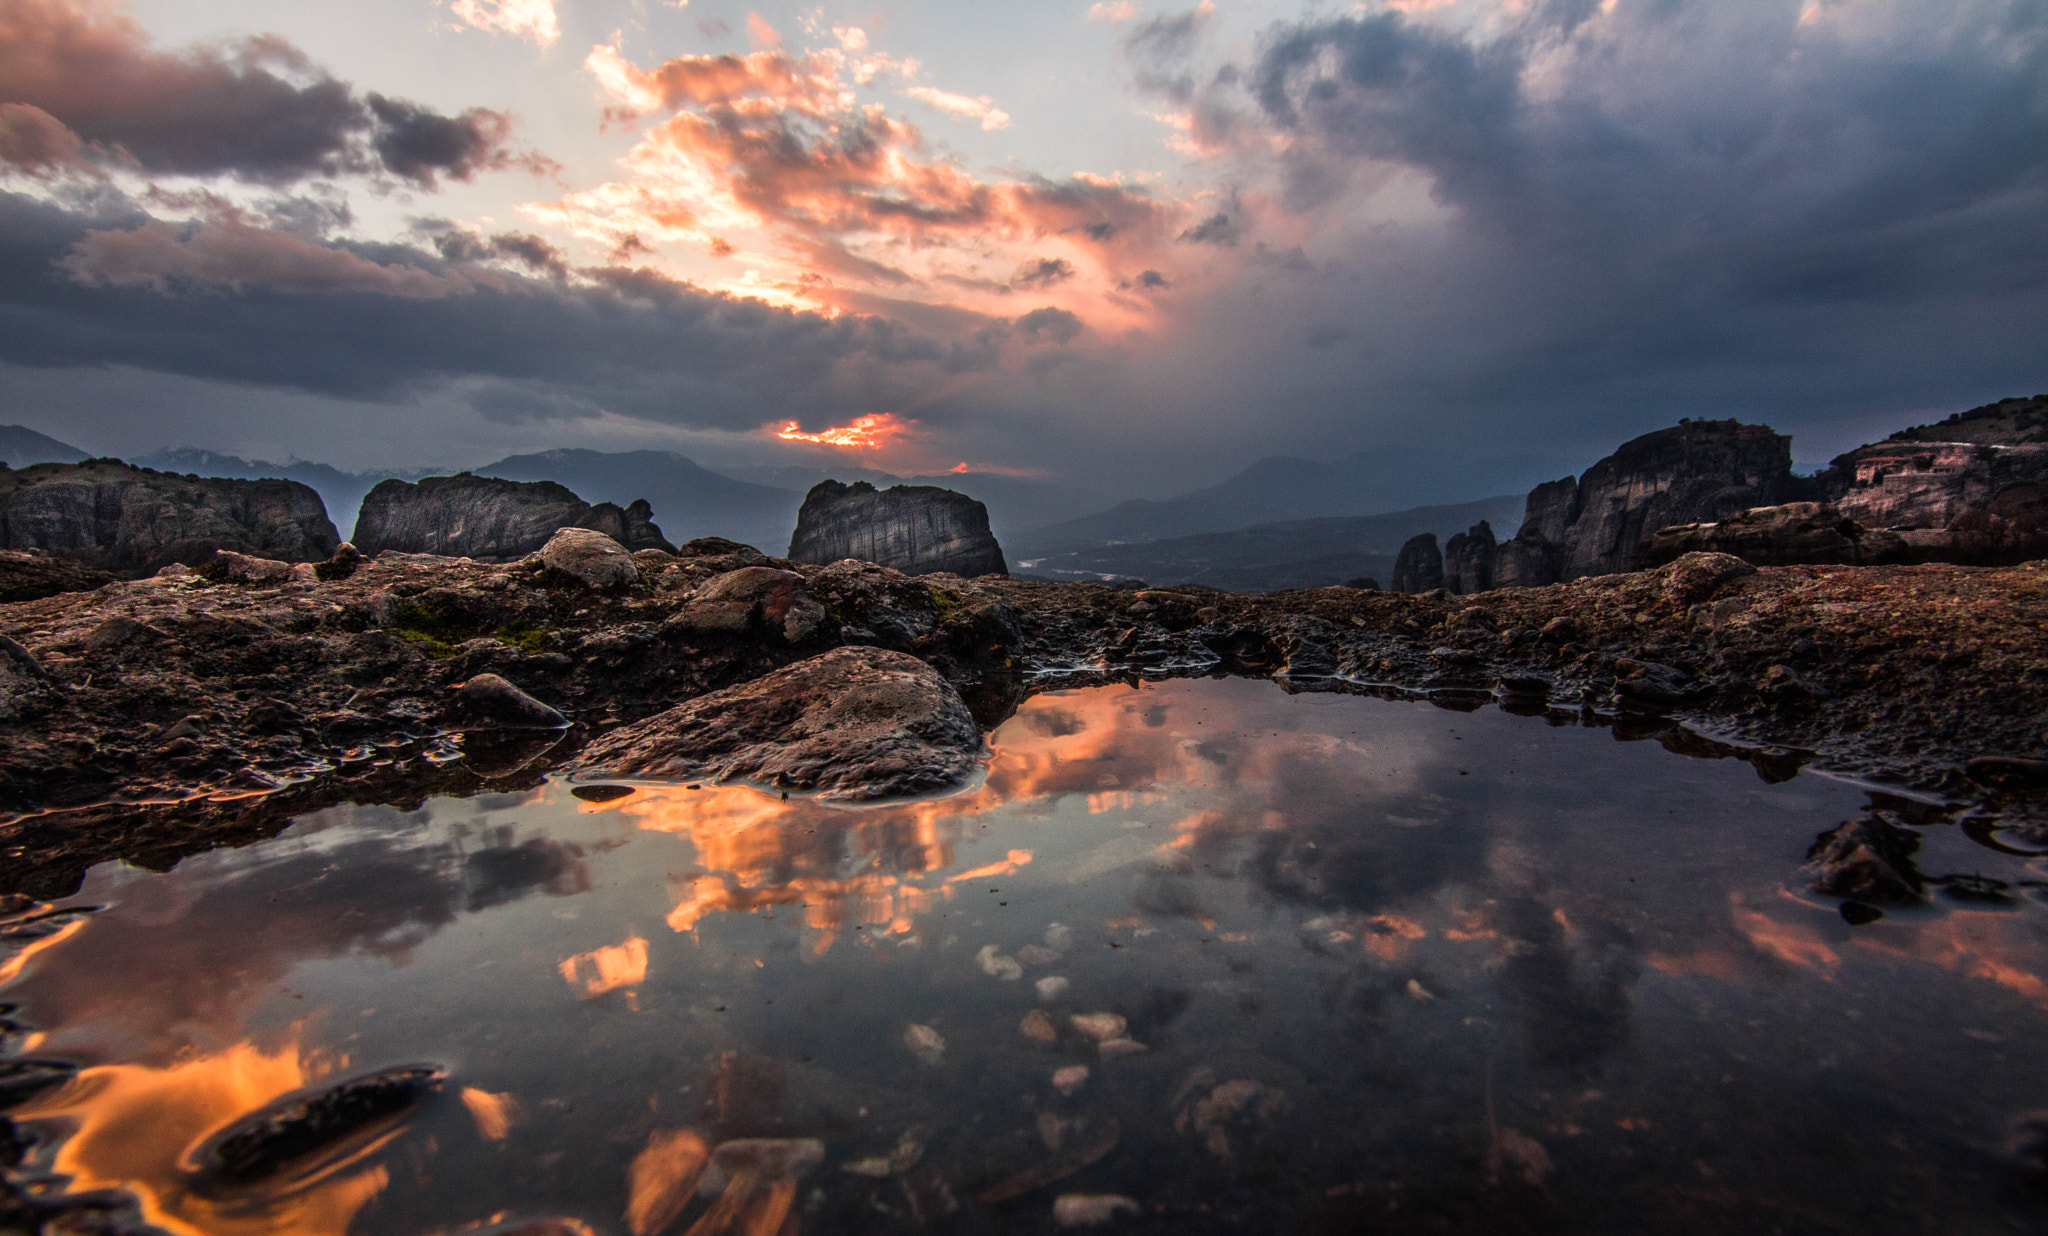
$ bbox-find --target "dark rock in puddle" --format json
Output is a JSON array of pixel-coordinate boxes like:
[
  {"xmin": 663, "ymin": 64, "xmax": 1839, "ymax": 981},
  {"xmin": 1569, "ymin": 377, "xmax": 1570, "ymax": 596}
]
[
  {"xmin": 571, "ymin": 646, "xmax": 983, "ymax": 801},
  {"xmin": 1497, "ymin": 674, "xmax": 1551, "ymax": 698},
  {"xmin": 570, "ymin": 783, "xmax": 636, "ymax": 803},
  {"xmin": 666, "ymin": 567, "xmax": 825, "ymax": 643},
  {"xmin": 0, "ymin": 1059, "xmax": 77, "ymax": 1110},
  {"xmin": 1611, "ymin": 658, "xmax": 1702, "ymax": 710},
  {"xmin": 1806, "ymin": 815, "xmax": 1925, "ymax": 906},
  {"xmin": 1937, "ymin": 874, "xmax": 2018, "ymax": 905},
  {"xmin": 1839, "ymin": 900, "xmax": 1884, "ymax": 926},
  {"xmin": 186, "ymin": 1063, "xmax": 445, "ymax": 1193},
  {"xmin": 1967, "ymin": 756, "xmax": 2048, "ymax": 793},
  {"xmin": 445, "ymin": 674, "xmax": 569, "ymax": 731},
  {"xmin": 462, "ymin": 731, "xmax": 571, "ymax": 779}
]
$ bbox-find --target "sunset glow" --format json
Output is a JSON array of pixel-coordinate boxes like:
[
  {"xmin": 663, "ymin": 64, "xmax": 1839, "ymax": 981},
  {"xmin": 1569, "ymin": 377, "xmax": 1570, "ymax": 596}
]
[{"xmin": 771, "ymin": 413, "xmax": 917, "ymax": 450}]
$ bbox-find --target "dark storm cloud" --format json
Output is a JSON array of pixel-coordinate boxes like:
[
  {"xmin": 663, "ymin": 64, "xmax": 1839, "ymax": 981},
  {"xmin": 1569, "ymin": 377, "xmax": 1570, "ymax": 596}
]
[
  {"xmin": 0, "ymin": 0, "xmax": 543, "ymax": 186},
  {"xmin": 365, "ymin": 94, "xmax": 551, "ymax": 189},
  {"xmin": 0, "ymin": 191, "xmax": 1000, "ymax": 431},
  {"xmin": 1010, "ymin": 256, "xmax": 1075, "ymax": 289},
  {"xmin": 1015, "ymin": 305, "xmax": 1083, "ymax": 344},
  {"xmin": 1177, "ymin": 211, "xmax": 1239, "ymax": 246},
  {"xmin": 1109, "ymin": 0, "xmax": 2048, "ymax": 475},
  {"xmin": 419, "ymin": 220, "xmax": 570, "ymax": 279}
]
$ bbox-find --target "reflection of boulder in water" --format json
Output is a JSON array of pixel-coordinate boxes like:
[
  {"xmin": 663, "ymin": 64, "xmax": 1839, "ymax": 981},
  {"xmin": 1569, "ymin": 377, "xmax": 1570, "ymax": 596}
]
[
  {"xmin": 461, "ymin": 832, "xmax": 590, "ymax": 912},
  {"xmin": 186, "ymin": 1063, "xmax": 446, "ymax": 1195},
  {"xmin": 460, "ymin": 730, "xmax": 570, "ymax": 779},
  {"xmin": 1492, "ymin": 895, "xmax": 1640, "ymax": 1070},
  {"xmin": 700, "ymin": 1049, "xmax": 787, "ymax": 1139}
]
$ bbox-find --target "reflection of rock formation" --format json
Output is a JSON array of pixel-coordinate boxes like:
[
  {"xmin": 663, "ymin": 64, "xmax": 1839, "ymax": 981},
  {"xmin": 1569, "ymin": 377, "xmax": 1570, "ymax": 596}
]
[{"xmin": 6, "ymin": 823, "xmax": 583, "ymax": 1051}]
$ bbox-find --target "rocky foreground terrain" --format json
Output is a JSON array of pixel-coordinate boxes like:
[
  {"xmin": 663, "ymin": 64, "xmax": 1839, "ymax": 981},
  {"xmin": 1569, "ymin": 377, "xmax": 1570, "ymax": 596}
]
[{"xmin": 3, "ymin": 533, "xmax": 2046, "ymax": 900}]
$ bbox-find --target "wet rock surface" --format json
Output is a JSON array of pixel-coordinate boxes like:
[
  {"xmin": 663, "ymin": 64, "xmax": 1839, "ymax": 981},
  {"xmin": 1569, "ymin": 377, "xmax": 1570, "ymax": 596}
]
[
  {"xmin": 2, "ymin": 541, "xmax": 2048, "ymax": 892},
  {"xmin": 572, "ymin": 646, "xmax": 983, "ymax": 800}
]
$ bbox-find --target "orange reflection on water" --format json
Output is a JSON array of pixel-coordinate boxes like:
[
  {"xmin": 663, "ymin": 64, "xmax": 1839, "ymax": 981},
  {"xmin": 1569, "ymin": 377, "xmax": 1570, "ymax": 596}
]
[
  {"xmin": 12, "ymin": 1040, "xmax": 387, "ymax": 1236},
  {"xmin": 1853, "ymin": 908, "xmax": 2048, "ymax": 1008},
  {"xmin": 581, "ymin": 684, "xmax": 1398, "ymax": 953},
  {"xmin": 560, "ymin": 935, "xmax": 650, "ymax": 1000}
]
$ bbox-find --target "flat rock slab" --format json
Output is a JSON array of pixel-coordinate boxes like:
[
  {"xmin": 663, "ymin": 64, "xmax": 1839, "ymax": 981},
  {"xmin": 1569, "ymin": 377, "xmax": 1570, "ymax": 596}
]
[{"xmin": 571, "ymin": 646, "xmax": 982, "ymax": 801}]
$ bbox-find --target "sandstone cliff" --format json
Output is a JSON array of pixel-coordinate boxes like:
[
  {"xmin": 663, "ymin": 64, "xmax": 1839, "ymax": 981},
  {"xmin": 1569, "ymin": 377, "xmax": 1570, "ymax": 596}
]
[
  {"xmin": 1495, "ymin": 420, "xmax": 1795, "ymax": 587},
  {"xmin": 787, "ymin": 481, "xmax": 1007, "ymax": 577},
  {"xmin": 0, "ymin": 460, "xmax": 339, "ymax": 575},
  {"xmin": 1443, "ymin": 521, "xmax": 1497, "ymax": 594},
  {"xmin": 1392, "ymin": 534, "xmax": 1442, "ymax": 593},
  {"xmin": 354, "ymin": 474, "xmax": 674, "ymax": 559}
]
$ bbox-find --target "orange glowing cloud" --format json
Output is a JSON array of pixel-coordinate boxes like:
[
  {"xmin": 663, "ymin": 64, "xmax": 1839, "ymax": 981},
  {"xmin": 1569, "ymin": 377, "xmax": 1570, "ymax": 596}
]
[
  {"xmin": 530, "ymin": 33, "xmax": 1195, "ymax": 326},
  {"xmin": 772, "ymin": 412, "xmax": 918, "ymax": 449}
]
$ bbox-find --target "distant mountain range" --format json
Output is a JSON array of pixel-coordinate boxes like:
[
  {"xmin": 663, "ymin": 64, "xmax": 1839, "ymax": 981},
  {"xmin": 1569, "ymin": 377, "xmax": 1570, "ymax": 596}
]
[
  {"xmin": 0, "ymin": 424, "xmax": 89, "ymax": 468},
  {"xmin": 1017, "ymin": 495, "xmax": 1528, "ymax": 590},
  {"xmin": 1013, "ymin": 447, "xmax": 1553, "ymax": 558}
]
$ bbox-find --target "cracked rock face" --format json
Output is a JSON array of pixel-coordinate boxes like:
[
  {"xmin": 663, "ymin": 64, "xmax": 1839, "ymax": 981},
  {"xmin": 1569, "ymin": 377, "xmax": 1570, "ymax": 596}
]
[
  {"xmin": 0, "ymin": 460, "xmax": 339, "ymax": 576},
  {"xmin": 571, "ymin": 645, "xmax": 984, "ymax": 800},
  {"xmin": 354, "ymin": 475, "xmax": 591, "ymax": 560},
  {"xmin": 787, "ymin": 481, "xmax": 1006, "ymax": 578}
]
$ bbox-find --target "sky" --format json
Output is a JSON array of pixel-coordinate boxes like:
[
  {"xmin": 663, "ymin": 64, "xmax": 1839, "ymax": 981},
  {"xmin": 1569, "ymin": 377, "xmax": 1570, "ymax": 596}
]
[{"xmin": 0, "ymin": 0, "xmax": 2043, "ymax": 500}]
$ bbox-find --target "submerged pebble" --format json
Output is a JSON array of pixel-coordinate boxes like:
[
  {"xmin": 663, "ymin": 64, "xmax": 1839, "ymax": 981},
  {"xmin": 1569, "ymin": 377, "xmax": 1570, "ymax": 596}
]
[
  {"xmin": 1020, "ymin": 1009, "xmax": 1057, "ymax": 1043},
  {"xmin": 977, "ymin": 944, "xmax": 1024, "ymax": 980},
  {"xmin": 904, "ymin": 1023, "xmax": 946, "ymax": 1065},
  {"xmin": 1036, "ymin": 975, "xmax": 1071, "ymax": 1002},
  {"xmin": 1070, "ymin": 1013, "xmax": 1126, "ymax": 1042},
  {"xmin": 1054, "ymin": 1194, "xmax": 1141, "ymax": 1227},
  {"xmin": 1052, "ymin": 1065, "xmax": 1090, "ymax": 1096}
]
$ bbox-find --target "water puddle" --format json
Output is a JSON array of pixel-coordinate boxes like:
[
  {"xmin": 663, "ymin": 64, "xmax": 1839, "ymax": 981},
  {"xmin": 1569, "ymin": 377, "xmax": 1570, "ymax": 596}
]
[{"xmin": 6, "ymin": 677, "xmax": 2048, "ymax": 1233}]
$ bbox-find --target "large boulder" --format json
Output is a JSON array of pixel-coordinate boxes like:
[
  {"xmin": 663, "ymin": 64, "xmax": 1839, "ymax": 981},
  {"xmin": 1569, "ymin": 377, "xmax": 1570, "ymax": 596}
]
[
  {"xmin": 538, "ymin": 527, "xmax": 638, "ymax": 589},
  {"xmin": 787, "ymin": 481, "xmax": 1006, "ymax": 577},
  {"xmin": 665, "ymin": 567, "xmax": 826, "ymax": 643},
  {"xmin": 1634, "ymin": 502, "xmax": 1913, "ymax": 569},
  {"xmin": 570, "ymin": 646, "xmax": 983, "ymax": 800},
  {"xmin": 353, "ymin": 474, "xmax": 589, "ymax": 560},
  {"xmin": 0, "ymin": 460, "xmax": 339, "ymax": 576}
]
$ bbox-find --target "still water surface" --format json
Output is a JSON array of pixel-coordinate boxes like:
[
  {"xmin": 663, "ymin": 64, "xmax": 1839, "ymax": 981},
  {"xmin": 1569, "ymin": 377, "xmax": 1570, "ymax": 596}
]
[{"xmin": 7, "ymin": 677, "xmax": 2048, "ymax": 1234}]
